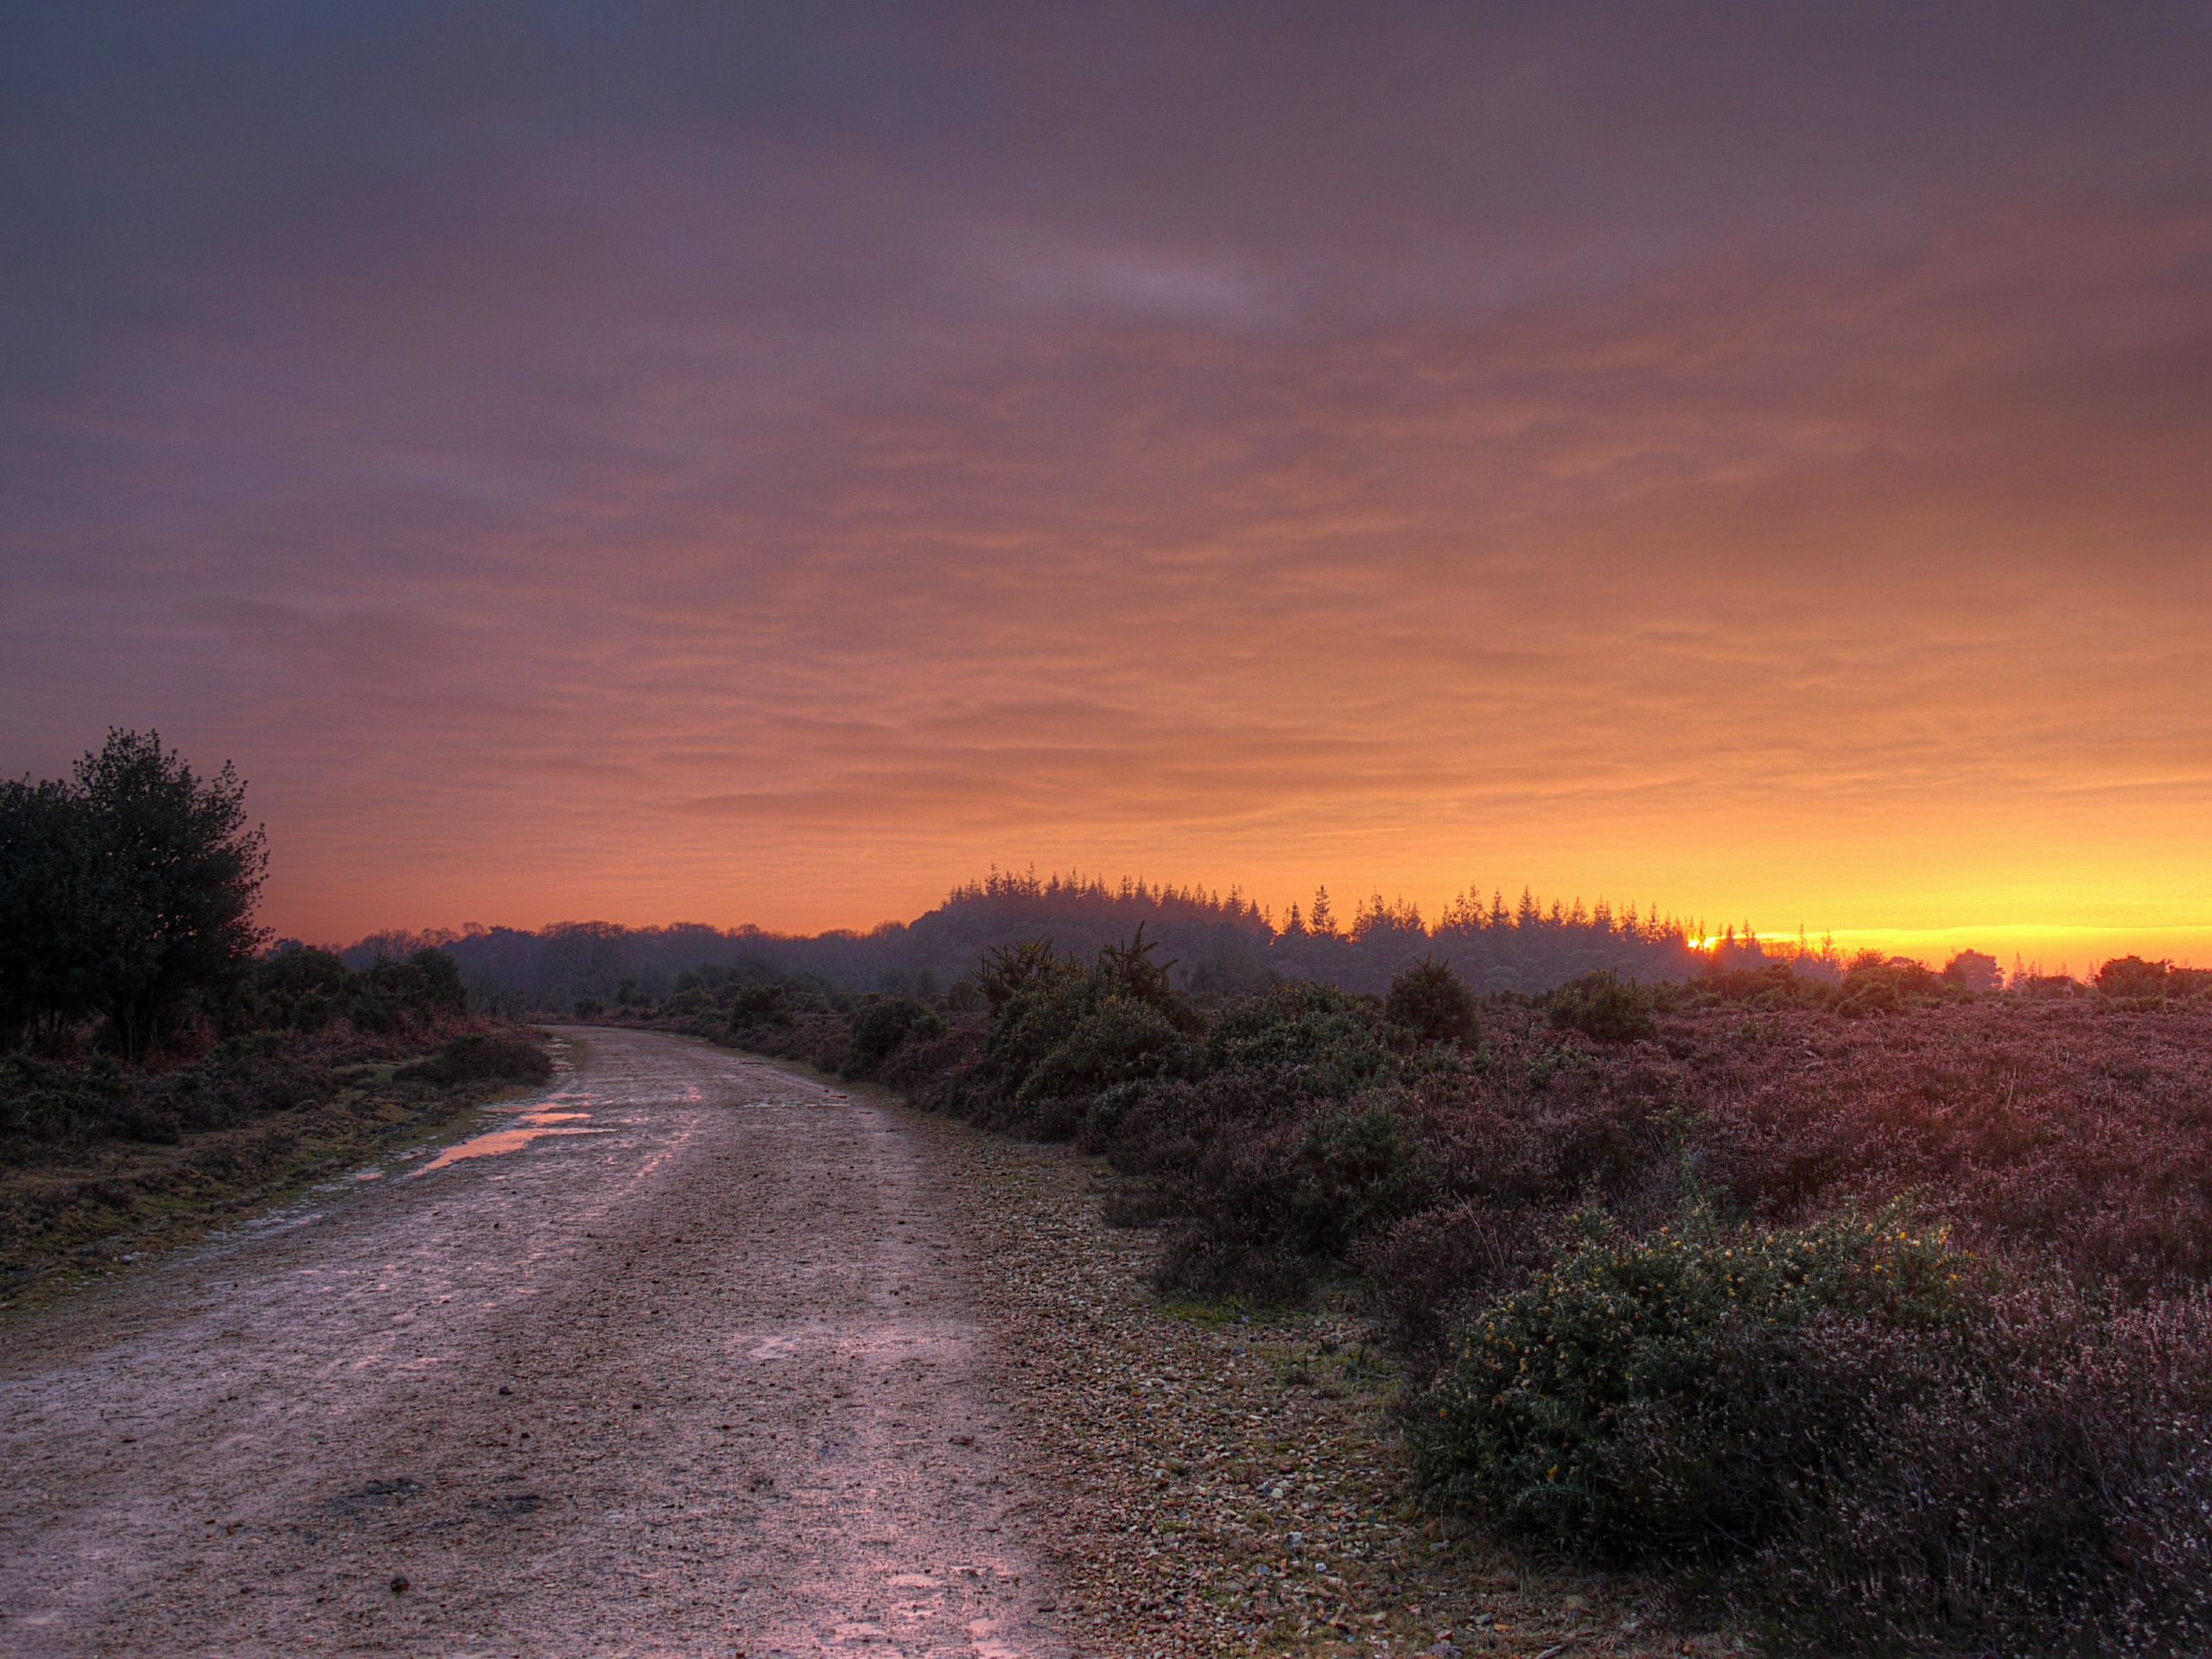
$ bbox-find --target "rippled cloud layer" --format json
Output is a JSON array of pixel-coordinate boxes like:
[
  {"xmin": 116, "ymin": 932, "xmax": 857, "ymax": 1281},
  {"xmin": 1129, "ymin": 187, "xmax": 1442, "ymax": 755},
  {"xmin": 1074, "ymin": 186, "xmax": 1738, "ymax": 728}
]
[{"xmin": 3, "ymin": 3, "xmax": 2208, "ymax": 962}]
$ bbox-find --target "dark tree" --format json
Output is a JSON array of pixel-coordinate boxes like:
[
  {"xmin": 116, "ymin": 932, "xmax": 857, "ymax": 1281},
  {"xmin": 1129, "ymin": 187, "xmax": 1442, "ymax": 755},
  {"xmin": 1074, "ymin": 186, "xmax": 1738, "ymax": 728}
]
[
  {"xmin": 0, "ymin": 776, "xmax": 111, "ymax": 1045},
  {"xmin": 73, "ymin": 730, "xmax": 268, "ymax": 1054}
]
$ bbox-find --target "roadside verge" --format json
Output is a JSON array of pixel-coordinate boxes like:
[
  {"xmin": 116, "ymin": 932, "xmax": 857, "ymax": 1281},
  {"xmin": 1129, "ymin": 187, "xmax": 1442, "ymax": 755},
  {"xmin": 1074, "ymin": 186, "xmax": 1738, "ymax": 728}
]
[{"xmin": 744, "ymin": 1053, "xmax": 1716, "ymax": 1659}]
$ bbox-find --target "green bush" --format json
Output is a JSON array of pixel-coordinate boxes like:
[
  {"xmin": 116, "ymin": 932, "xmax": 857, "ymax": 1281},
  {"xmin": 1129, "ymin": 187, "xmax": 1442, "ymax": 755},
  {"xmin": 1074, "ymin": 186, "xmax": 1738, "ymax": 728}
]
[
  {"xmin": 1205, "ymin": 981, "xmax": 1390, "ymax": 1097},
  {"xmin": 726, "ymin": 982, "xmax": 795, "ymax": 1030},
  {"xmin": 1386, "ymin": 957, "xmax": 1479, "ymax": 1048},
  {"xmin": 0, "ymin": 1054, "xmax": 131, "ymax": 1156},
  {"xmin": 843, "ymin": 995, "xmax": 944, "ymax": 1078},
  {"xmin": 1415, "ymin": 1207, "xmax": 1966, "ymax": 1558},
  {"xmin": 664, "ymin": 985, "xmax": 717, "ymax": 1019},
  {"xmin": 397, "ymin": 1030, "xmax": 552, "ymax": 1087},
  {"xmin": 1014, "ymin": 995, "xmax": 1198, "ymax": 1117},
  {"xmin": 1288, "ymin": 1092, "xmax": 1436, "ymax": 1257},
  {"xmin": 2096, "ymin": 955, "xmax": 2173, "ymax": 1000},
  {"xmin": 976, "ymin": 938, "xmax": 1069, "ymax": 1009},
  {"xmin": 1545, "ymin": 969, "xmax": 1657, "ymax": 1043}
]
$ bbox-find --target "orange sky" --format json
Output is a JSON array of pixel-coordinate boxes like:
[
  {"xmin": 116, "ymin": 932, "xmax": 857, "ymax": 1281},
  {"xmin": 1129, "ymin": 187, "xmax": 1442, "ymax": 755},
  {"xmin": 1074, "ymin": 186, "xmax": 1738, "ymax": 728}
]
[{"xmin": 3, "ymin": 6, "xmax": 2208, "ymax": 970}]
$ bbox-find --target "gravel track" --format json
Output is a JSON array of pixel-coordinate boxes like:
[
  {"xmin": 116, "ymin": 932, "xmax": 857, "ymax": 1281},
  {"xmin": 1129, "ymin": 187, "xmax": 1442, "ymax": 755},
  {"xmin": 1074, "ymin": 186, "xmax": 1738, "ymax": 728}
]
[{"xmin": 0, "ymin": 1027, "xmax": 1067, "ymax": 1657}]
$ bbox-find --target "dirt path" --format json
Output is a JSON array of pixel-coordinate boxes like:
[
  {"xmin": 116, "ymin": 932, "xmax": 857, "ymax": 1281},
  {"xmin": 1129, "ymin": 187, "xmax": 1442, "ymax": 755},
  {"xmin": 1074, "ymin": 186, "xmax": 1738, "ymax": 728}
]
[{"xmin": 0, "ymin": 1028, "xmax": 1069, "ymax": 1657}]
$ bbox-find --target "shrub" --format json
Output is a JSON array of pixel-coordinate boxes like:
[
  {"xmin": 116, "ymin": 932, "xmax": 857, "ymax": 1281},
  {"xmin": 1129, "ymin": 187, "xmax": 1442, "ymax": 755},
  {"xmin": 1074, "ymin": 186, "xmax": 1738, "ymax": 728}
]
[
  {"xmin": 1837, "ymin": 954, "xmax": 1954, "ymax": 1018},
  {"xmin": 1013, "ymin": 995, "xmax": 1199, "ymax": 1135},
  {"xmin": 1104, "ymin": 1066, "xmax": 1301, "ymax": 1179},
  {"xmin": 1362, "ymin": 1196, "xmax": 1566, "ymax": 1376},
  {"xmin": 1414, "ymin": 1207, "xmax": 1966, "ymax": 1558},
  {"xmin": 976, "ymin": 938, "xmax": 1068, "ymax": 1009},
  {"xmin": 1287, "ymin": 1092, "xmax": 1436, "ymax": 1256},
  {"xmin": 249, "ymin": 946, "xmax": 350, "ymax": 1032},
  {"xmin": 1546, "ymin": 969, "xmax": 1657, "ymax": 1043},
  {"xmin": 2099, "ymin": 955, "xmax": 2174, "ymax": 1001},
  {"xmin": 842, "ymin": 995, "xmax": 944, "ymax": 1079},
  {"xmin": 664, "ymin": 985, "xmax": 717, "ymax": 1020},
  {"xmin": 1386, "ymin": 957, "xmax": 1479, "ymax": 1048},
  {"xmin": 1689, "ymin": 962, "xmax": 1835, "ymax": 1009},
  {"xmin": 1205, "ymin": 981, "xmax": 1390, "ymax": 1097},
  {"xmin": 0, "ymin": 1054, "xmax": 132, "ymax": 1156},
  {"xmin": 726, "ymin": 982, "xmax": 794, "ymax": 1030},
  {"xmin": 397, "ymin": 1030, "xmax": 552, "ymax": 1087},
  {"xmin": 1156, "ymin": 1088, "xmax": 1434, "ymax": 1299},
  {"xmin": 1092, "ymin": 924, "xmax": 1192, "ymax": 1022}
]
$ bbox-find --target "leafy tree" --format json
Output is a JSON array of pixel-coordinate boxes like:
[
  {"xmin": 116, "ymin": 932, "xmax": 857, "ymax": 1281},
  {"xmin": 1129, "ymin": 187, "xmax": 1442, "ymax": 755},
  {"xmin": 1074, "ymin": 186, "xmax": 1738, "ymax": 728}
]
[
  {"xmin": 844, "ymin": 995, "xmax": 943, "ymax": 1077},
  {"xmin": 2, "ymin": 731, "xmax": 266, "ymax": 1054},
  {"xmin": 73, "ymin": 731, "xmax": 268, "ymax": 1054},
  {"xmin": 0, "ymin": 776, "xmax": 110, "ymax": 1046}
]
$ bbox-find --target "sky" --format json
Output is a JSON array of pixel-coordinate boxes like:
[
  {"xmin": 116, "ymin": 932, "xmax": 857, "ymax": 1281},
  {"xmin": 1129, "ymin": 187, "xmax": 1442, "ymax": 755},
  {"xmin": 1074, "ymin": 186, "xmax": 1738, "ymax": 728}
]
[{"xmin": 3, "ymin": 2, "xmax": 2209, "ymax": 969}]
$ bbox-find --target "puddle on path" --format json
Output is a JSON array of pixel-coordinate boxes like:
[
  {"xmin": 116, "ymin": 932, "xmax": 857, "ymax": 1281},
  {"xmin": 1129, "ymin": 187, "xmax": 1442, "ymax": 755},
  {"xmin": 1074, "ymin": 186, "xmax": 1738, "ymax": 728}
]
[{"xmin": 411, "ymin": 1104, "xmax": 609, "ymax": 1177}]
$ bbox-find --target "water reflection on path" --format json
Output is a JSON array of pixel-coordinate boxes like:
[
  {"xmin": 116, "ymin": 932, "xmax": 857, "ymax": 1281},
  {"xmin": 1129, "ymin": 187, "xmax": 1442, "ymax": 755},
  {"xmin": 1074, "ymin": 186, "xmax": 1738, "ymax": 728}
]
[{"xmin": 412, "ymin": 1100, "xmax": 607, "ymax": 1176}]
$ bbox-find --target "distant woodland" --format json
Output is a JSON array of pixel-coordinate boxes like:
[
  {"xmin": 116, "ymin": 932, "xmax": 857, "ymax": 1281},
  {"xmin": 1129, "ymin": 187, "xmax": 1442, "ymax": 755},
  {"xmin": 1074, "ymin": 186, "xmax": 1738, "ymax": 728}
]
[{"xmin": 339, "ymin": 868, "xmax": 1790, "ymax": 1012}]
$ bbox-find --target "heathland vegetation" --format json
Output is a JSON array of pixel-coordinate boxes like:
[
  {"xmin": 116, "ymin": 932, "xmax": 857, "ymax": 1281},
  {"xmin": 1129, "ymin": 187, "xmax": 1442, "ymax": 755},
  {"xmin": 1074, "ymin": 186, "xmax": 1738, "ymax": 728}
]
[
  {"xmin": 0, "ymin": 732, "xmax": 549, "ymax": 1291},
  {"xmin": 614, "ymin": 931, "xmax": 2212, "ymax": 1656}
]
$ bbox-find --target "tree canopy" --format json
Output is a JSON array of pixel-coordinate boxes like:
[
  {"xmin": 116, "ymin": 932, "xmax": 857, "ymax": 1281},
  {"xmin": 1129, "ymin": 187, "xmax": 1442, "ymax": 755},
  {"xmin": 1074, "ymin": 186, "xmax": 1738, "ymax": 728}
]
[{"xmin": 0, "ymin": 730, "xmax": 266, "ymax": 1052}]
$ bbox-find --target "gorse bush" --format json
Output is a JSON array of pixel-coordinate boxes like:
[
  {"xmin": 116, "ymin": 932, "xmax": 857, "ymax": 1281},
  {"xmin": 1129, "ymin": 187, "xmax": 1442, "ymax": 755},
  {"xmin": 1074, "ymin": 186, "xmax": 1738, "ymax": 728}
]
[
  {"xmin": 726, "ymin": 982, "xmax": 795, "ymax": 1034},
  {"xmin": 1289, "ymin": 1094, "xmax": 1436, "ymax": 1257},
  {"xmin": 1415, "ymin": 1208, "xmax": 1966, "ymax": 1556},
  {"xmin": 1152, "ymin": 1087, "xmax": 1438, "ymax": 1299},
  {"xmin": 1386, "ymin": 957, "xmax": 1479, "ymax": 1048},
  {"xmin": 1205, "ymin": 981, "xmax": 1389, "ymax": 1097},
  {"xmin": 1013, "ymin": 996, "xmax": 1197, "ymax": 1127},
  {"xmin": 842, "ymin": 995, "xmax": 942, "ymax": 1078},
  {"xmin": 1546, "ymin": 969, "xmax": 1657, "ymax": 1043}
]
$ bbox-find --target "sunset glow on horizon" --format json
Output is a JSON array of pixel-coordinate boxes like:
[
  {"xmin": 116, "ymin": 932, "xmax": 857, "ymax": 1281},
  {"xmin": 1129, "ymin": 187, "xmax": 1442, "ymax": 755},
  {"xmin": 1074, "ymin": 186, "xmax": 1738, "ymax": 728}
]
[{"xmin": 3, "ymin": 5, "xmax": 2208, "ymax": 970}]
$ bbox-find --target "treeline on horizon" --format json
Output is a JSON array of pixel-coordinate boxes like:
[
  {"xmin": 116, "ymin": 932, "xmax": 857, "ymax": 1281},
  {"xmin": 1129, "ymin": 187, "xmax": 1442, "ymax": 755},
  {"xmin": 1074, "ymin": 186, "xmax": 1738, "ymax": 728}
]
[
  {"xmin": 339, "ymin": 868, "xmax": 1809, "ymax": 1011},
  {"xmin": 338, "ymin": 866, "xmax": 2198, "ymax": 1014}
]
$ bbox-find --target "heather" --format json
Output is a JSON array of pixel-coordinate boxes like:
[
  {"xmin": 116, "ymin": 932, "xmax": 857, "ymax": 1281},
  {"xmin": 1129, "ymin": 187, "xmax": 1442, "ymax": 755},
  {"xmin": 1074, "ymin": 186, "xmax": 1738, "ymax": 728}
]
[{"xmin": 644, "ymin": 942, "xmax": 2212, "ymax": 1655}]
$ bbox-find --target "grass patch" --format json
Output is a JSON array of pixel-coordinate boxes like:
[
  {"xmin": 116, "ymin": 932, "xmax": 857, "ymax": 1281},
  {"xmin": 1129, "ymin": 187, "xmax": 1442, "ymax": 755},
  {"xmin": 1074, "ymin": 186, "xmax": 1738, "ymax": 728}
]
[{"xmin": 0, "ymin": 1033, "xmax": 560, "ymax": 1311}]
